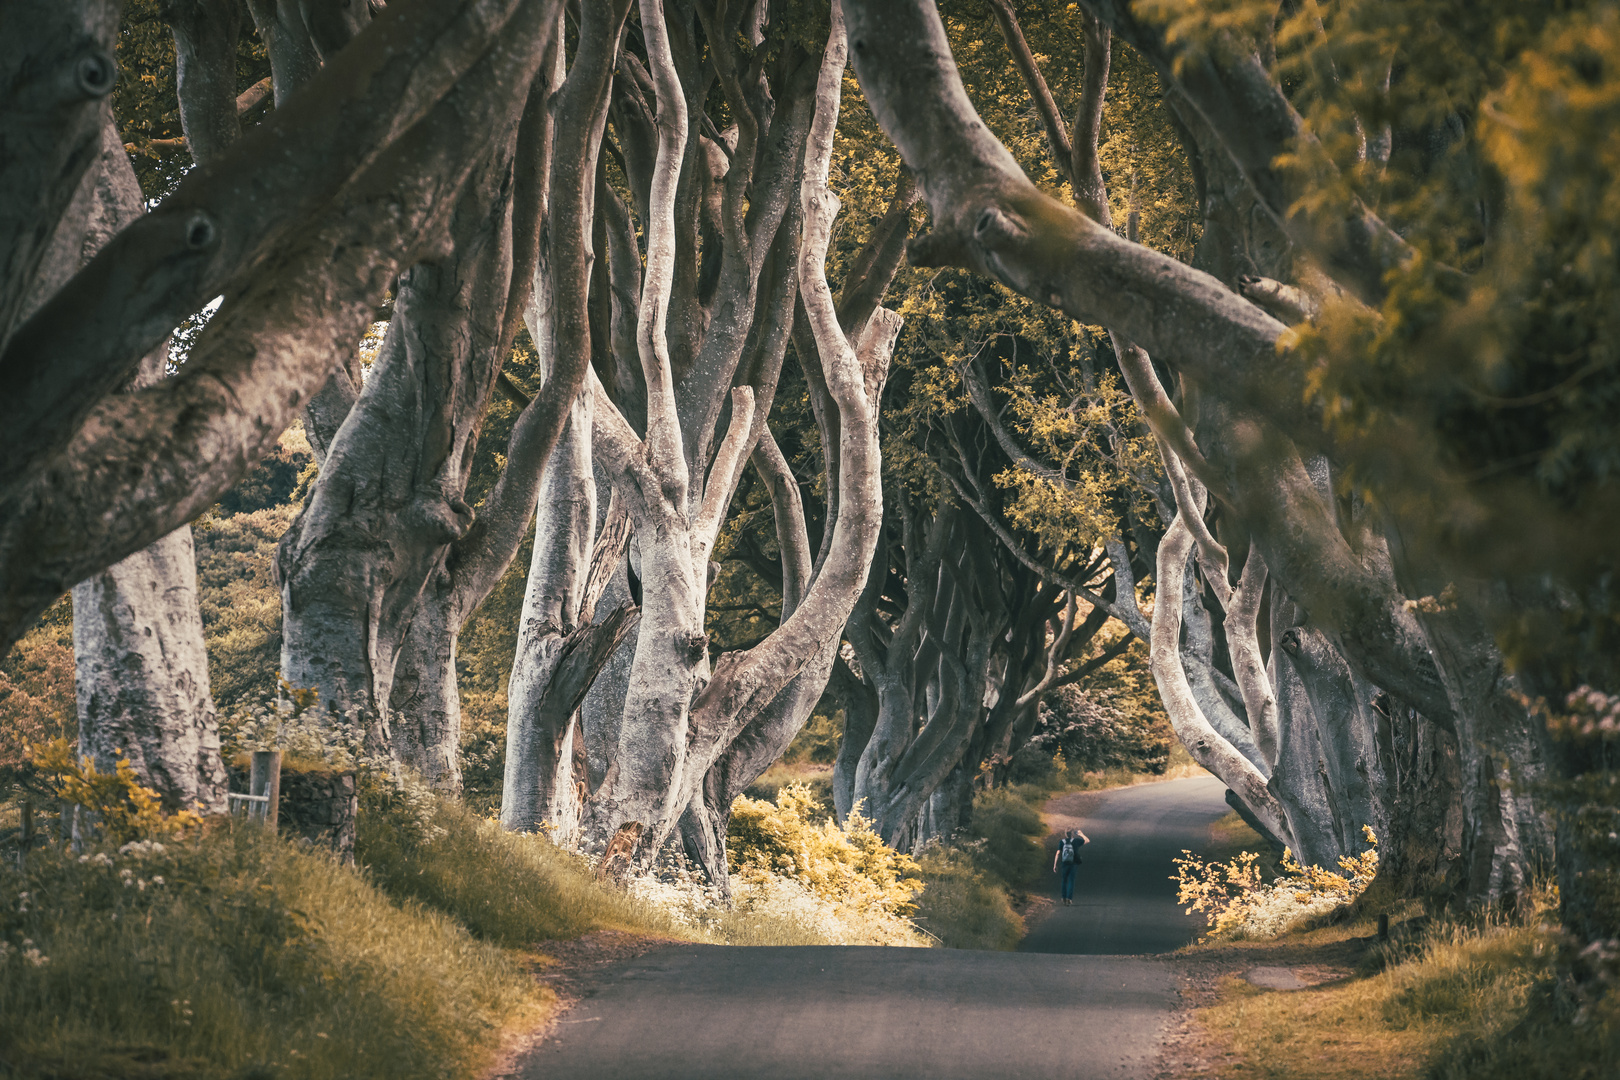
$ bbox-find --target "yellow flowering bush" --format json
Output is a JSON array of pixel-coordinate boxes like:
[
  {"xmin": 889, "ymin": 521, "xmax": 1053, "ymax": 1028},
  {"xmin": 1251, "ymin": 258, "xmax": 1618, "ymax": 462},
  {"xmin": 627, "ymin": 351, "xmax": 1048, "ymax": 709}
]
[
  {"xmin": 1174, "ymin": 826, "xmax": 1380, "ymax": 940},
  {"xmin": 29, "ymin": 738, "xmax": 203, "ymax": 844},
  {"xmin": 727, "ymin": 783, "xmax": 923, "ymax": 917}
]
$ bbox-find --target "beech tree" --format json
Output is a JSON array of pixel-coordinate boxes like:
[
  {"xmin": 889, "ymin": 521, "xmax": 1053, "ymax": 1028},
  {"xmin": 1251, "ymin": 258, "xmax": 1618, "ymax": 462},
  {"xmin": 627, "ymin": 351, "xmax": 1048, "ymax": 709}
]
[
  {"xmin": 497, "ymin": 1, "xmax": 903, "ymax": 885},
  {"xmin": 0, "ymin": 0, "xmax": 570, "ymax": 654},
  {"xmin": 838, "ymin": 0, "xmax": 1620, "ymax": 941},
  {"xmin": 836, "ymin": 0, "xmax": 1481, "ymax": 898}
]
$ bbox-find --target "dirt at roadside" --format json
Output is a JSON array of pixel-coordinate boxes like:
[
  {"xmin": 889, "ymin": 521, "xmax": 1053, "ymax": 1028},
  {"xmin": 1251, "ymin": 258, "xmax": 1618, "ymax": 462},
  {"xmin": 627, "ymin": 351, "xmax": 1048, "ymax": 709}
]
[
  {"xmin": 1149, "ymin": 933, "xmax": 1376, "ymax": 1079},
  {"xmin": 485, "ymin": 930, "xmax": 682, "ymax": 1079}
]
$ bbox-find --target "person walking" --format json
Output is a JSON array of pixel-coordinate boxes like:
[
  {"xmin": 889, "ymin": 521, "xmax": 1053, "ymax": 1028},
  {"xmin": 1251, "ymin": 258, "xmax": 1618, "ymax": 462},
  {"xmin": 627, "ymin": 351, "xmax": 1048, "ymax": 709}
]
[{"xmin": 1052, "ymin": 826, "xmax": 1090, "ymax": 905}]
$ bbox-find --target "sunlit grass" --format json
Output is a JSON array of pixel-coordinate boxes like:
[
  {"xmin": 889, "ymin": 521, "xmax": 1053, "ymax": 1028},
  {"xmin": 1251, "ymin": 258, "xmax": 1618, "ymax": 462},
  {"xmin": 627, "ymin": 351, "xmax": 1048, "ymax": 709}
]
[
  {"xmin": 0, "ymin": 823, "xmax": 547, "ymax": 1080},
  {"xmin": 1193, "ymin": 885, "xmax": 1619, "ymax": 1079}
]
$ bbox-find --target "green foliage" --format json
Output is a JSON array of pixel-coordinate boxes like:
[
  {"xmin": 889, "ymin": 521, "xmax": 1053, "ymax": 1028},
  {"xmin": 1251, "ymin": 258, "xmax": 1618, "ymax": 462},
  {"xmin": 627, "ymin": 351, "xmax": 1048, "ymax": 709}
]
[
  {"xmin": 358, "ymin": 797, "xmax": 673, "ymax": 947},
  {"xmin": 990, "ymin": 364, "xmax": 1161, "ymax": 551},
  {"xmin": 782, "ymin": 709, "xmax": 843, "ymax": 766},
  {"xmin": 1020, "ymin": 645, "xmax": 1173, "ymax": 778},
  {"xmin": 727, "ymin": 784, "xmax": 924, "ymax": 917},
  {"xmin": 911, "ymin": 846, "xmax": 1025, "ymax": 950},
  {"xmin": 742, "ymin": 764, "xmax": 836, "ymax": 815},
  {"xmin": 961, "ymin": 787, "xmax": 1052, "ymax": 888},
  {"xmin": 114, "ymin": 1, "xmax": 272, "ymax": 200},
  {"xmin": 191, "ymin": 504, "xmax": 297, "ymax": 712},
  {"xmin": 909, "ymin": 784, "xmax": 1051, "ymax": 950},
  {"xmin": 0, "ymin": 826, "xmax": 544, "ymax": 1080},
  {"xmin": 213, "ymin": 428, "xmax": 313, "ymax": 517}
]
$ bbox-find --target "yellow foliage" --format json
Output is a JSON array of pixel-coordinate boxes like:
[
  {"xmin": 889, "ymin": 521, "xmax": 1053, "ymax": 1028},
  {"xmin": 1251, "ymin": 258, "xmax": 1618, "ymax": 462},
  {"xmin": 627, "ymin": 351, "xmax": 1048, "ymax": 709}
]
[
  {"xmin": 29, "ymin": 738, "xmax": 204, "ymax": 844},
  {"xmin": 727, "ymin": 784, "xmax": 923, "ymax": 917},
  {"xmin": 1174, "ymin": 826, "xmax": 1380, "ymax": 939}
]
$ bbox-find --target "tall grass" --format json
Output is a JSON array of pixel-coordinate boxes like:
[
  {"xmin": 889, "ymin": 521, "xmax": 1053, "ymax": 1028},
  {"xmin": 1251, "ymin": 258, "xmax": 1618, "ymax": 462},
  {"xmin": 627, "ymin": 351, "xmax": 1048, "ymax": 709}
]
[
  {"xmin": 358, "ymin": 798, "xmax": 848, "ymax": 949},
  {"xmin": 911, "ymin": 784, "xmax": 1051, "ymax": 949},
  {"xmin": 0, "ymin": 824, "xmax": 545, "ymax": 1080},
  {"xmin": 0, "ymin": 788, "xmax": 880, "ymax": 1080},
  {"xmin": 1197, "ymin": 885, "xmax": 1619, "ymax": 1080},
  {"xmin": 357, "ymin": 798, "xmax": 677, "ymax": 946}
]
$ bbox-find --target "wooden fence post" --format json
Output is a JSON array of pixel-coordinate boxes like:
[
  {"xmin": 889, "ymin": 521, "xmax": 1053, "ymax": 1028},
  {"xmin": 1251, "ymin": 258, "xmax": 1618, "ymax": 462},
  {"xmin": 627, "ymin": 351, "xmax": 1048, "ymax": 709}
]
[{"xmin": 250, "ymin": 750, "xmax": 283, "ymax": 828}]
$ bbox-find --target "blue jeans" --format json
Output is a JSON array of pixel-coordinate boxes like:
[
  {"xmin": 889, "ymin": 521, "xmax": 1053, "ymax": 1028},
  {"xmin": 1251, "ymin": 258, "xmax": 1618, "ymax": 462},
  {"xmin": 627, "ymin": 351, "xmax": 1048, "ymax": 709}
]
[{"xmin": 1061, "ymin": 862, "xmax": 1077, "ymax": 900}]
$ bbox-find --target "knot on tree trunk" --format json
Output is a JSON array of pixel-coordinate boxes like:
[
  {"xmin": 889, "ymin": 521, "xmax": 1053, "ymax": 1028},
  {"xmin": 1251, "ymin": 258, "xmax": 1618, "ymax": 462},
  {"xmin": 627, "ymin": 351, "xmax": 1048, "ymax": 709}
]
[
  {"xmin": 1280, "ymin": 626, "xmax": 1305, "ymax": 657},
  {"xmin": 412, "ymin": 493, "xmax": 475, "ymax": 544},
  {"xmin": 596, "ymin": 821, "xmax": 643, "ymax": 883},
  {"xmin": 675, "ymin": 628, "xmax": 709, "ymax": 664}
]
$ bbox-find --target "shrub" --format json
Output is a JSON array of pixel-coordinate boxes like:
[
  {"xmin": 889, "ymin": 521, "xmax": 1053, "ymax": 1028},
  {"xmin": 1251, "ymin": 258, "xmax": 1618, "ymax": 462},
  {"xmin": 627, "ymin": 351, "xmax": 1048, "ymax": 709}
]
[
  {"xmin": 191, "ymin": 504, "xmax": 298, "ymax": 710},
  {"xmin": 911, "ymin": 846, "xmax": 1024, "ymax": 950},
  {"xmin": 212, "ymin": 428, "xmax": 313, "ymax": 516},
  {"xmin": 30, "ymin": 738, "xmax": 204, "ymax": 845},
  {"xmin": 741, "ymin": 764, "xmax": 835, "ymax": 818},
  {"xmin": 1021, "ymin": 682, "xmax": 1172, "ymax": 776},
  {"xmin": 905, "ymin": 784, "xmax": 1049, "ymax": 950},
  {"xmin": 1174, "ymin": 826, "xmax": 1380, "ymax": 939},
  {"xmin": 961, "ymin": 786, "xmax": 1049, "ymax": 888},
  {"xmin": 728, "ymin": 783, "xmax": 923, "ymax": 917},
  {"xmin": 0, "ymin": 601, "xmax": 75, "ymax": 770}
]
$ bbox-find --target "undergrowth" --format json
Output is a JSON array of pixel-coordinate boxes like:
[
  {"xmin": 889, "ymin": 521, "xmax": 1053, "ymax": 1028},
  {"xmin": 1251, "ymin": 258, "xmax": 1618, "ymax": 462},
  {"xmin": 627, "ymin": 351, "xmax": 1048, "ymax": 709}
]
[
  {"xmin": 1175, "ymin": 826, "xmax": 1380, "ymax": 940},
  {"xmin": 1196, "ymin": 883, "xmax": 1619, "ymax": 1079},
  {"xmin": 0, "ymin": 824, "xmax": 545, "ymax": 1080},
  {"xmin": 1, "ymin": 743, "xmax": 896, "ymax": 1079},
  {"xmin": 912, "ymin": 783, "xmax": 1053, "ymax": 949}
]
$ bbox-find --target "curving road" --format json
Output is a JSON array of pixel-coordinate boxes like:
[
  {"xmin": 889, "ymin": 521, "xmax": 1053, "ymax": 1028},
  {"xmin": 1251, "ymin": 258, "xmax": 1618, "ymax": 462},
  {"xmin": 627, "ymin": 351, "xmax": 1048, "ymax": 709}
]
[{"xmin": 514, "ymin": 774, "xmax": 1230, "ymax": 1080}]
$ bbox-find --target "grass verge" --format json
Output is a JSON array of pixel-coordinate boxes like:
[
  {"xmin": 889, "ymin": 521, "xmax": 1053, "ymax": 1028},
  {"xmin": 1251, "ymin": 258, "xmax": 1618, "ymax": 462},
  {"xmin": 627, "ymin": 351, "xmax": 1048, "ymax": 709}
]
[
  {"xmin": 1178, "ymin": 882, "xmax": 1618, "ymax": 1078},
  {"xmin": 0, "ymin": 791, "xmax": 876, "ymax": 1080},
  {"xmin": 0, "ymin": 822, "xmax": 546, "ymax": 1080}
]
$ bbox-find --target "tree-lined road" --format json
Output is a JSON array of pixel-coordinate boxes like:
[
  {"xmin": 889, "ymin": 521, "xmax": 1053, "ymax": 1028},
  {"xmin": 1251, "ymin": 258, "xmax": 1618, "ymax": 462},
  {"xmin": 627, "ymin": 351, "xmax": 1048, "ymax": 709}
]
[{"xmin": 516, "ymin": 775, "xmax": 1231, "ymax": 1080}]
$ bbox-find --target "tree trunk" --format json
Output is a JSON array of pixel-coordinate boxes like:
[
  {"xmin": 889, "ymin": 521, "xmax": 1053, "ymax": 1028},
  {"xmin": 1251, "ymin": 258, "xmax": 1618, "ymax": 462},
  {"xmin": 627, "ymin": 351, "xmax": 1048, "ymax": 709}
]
[
  {"xmin": 276, "ymin": 146, "xmax": 518, "ymax": 741},
  {"xmin": 44, "ymin": 121, "xmax": 227, "ymax": 814},
  {"xmin": 1412, "ymin": 596, "xmax": 1556, "ymax": 904},
  {"xmin": 386, "ymin": 577, "xmax": 463, "ymax": 788}
]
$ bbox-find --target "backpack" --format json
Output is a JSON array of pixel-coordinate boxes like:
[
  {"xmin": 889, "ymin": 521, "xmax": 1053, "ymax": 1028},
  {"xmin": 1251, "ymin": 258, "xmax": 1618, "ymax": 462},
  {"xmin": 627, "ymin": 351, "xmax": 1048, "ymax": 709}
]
[{"xmin": 1060, "ymin": 838, "xmax": 1077, "ymax": 864}]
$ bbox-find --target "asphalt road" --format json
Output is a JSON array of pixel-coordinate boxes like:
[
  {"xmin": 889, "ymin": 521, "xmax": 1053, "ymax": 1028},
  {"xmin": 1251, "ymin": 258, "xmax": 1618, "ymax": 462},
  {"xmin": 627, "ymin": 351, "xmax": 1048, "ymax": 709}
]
[
  {"xmin": 1020, "ymin": 774, "xmax": 1231, "ymax": 955},
  {"xmin": 517, "ymin": 774, "xmax": 1232, "ymax": 1080}
]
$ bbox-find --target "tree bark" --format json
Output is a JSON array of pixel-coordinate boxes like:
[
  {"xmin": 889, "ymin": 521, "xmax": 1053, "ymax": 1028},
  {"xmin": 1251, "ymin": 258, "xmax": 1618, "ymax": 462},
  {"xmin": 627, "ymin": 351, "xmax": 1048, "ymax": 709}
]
[
  {"xmin": 42, "ymin": 120, "xmax": 228, "ymax": 814},
  {"xmin": 1, "ymin": 0, "xmax": 568, "ymax": 655},
  {"xmin": 276, "ymin": 144, "xmax": 520, "ymax": 737},
  {"xmin": 577, "ymin": 3, "xmax": 893, "ymax": 873}
]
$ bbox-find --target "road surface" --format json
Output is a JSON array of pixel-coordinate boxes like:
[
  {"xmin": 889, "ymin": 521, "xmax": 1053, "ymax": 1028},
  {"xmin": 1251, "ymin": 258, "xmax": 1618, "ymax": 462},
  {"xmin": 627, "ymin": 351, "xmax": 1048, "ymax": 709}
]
[
  {"xmin": 515, "ymin": 774, "xmax": 1231, "ymax": 1080},
  {"xmin": 1020, "ymin": 774, "xmax": 1230, "ymax": 955}
]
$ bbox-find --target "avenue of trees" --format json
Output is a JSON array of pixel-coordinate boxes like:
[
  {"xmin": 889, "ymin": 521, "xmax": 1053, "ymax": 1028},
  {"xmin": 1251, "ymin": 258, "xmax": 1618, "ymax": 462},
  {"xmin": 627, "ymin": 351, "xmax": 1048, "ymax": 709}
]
[{"xmin": 2, "ymin": 0, "xmax": 1617, "ymax": 948}]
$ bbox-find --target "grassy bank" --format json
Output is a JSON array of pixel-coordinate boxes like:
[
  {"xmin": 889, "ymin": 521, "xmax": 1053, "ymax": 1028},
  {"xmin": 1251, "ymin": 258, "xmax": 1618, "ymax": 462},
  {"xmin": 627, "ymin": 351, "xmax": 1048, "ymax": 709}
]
[
  {"xmin": 0, "ymin": 823, "xmax": 545, "ymax": 1080},
  {"xmin": 1182, "ymin": 893, "xmax": 1617, "ymax": 1079},
  {"xmin": 0, "ymin": 793, "xmax": 864, "ymax": 1080}
]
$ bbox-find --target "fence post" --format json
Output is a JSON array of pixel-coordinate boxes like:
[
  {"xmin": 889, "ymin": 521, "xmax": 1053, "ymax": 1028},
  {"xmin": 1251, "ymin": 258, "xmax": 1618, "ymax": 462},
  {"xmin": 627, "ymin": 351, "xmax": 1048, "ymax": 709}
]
[{"xmin": 249, "ymin": 751, "xmax": 283, "ymax": 828}]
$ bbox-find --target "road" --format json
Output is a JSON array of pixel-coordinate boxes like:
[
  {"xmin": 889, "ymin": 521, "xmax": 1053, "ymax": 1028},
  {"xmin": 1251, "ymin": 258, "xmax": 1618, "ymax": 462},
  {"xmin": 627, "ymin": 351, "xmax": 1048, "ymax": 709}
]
[
  {"xmin": 515, "ymin": 774, "xmax": 1232, "ymax": 1080},
  {"xmin": 1020, "ymin": 774, "xmax": 1230, "ymax": 955}
]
